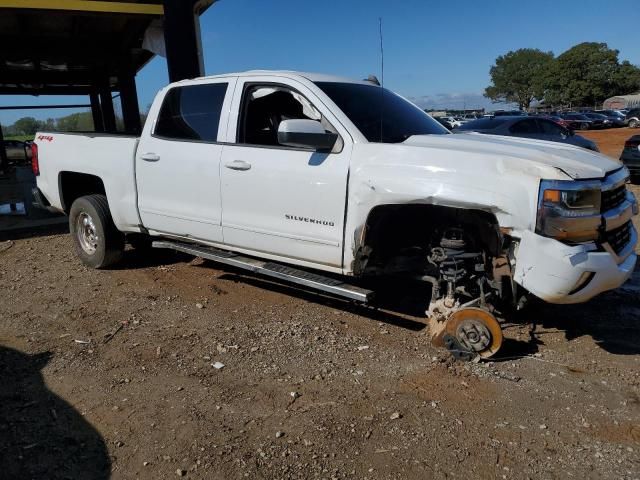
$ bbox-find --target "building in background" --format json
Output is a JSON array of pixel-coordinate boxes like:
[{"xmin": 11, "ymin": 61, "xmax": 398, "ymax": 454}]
[{"xmin": 603, "ymin": 93, "xmax": 640, "ymax": 110}]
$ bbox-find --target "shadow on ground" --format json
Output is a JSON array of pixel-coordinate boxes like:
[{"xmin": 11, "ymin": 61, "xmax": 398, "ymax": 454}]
[
  {"xmin": 0, "ymin": 345, "xmax": 111, "ymax": 479},
  {"xmin": 214, "ymin": 270, "xmax": 428, "ymax": 332},
  {"xmin": 111, "ymin": 246, "xmax": 192, "ymax": 271},
  {"xmin": 514, "ymin": 268, "xmax": 640, "ymax": 356}
]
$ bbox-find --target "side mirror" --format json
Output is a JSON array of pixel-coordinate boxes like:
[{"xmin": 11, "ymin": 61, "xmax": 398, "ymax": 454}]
[{"xmin": 277, "ymin": 119, "xmax": 338, "ymax": 151}]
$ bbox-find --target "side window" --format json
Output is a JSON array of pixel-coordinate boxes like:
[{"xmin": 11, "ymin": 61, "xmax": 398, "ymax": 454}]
[
  {"xmin": 238, "ymin": 84, "xmax": 338, "ymax": 147},
  {"xmin": 155, "ymin": 83, "xmax": 228, "ymax": 141},
  {"xmin": 509, "ymin": 119, "xmax": 539, "ymax": 134},
  {"xmin": 538, "ymin": 120, "xmax": 564, "ymax": 135}
]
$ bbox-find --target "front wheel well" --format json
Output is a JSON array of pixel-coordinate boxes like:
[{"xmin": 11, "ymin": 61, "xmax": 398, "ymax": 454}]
[
  {"xmin": 59, "ymin": 172, "xmax": 106, "ymax": 213},
  {"xmin": 353, "ymin": 204, "xmax": 503, "ymax": 276}
]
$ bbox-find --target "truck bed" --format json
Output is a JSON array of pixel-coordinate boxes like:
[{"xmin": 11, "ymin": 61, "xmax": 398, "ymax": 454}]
[{"xmin": 34, "ymin": 131, "xmax": 142, "ymax": 232}]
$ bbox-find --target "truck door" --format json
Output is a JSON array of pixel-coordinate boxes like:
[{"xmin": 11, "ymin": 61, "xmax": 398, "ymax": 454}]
[
  {"xmin": 136, "ymin": 78, "xmax": 236, "ymax": 242},
  {"xmin": 220, "ymin": 77, "xmax": 352, "ymax": 268}
]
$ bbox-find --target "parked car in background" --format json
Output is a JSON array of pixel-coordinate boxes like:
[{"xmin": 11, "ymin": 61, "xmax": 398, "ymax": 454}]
[
  {"xmin": 596, "ymin": 109, "xmax": 627, "ymax": 118},
  {"xmin": 620, "ymin": 135, "xmax": 640, "ymax": 183},
  {"xmin": 625, "ymin": 109, "xmax": 640, "ymax": 128},
  {"xmin": 536, "ymin": 114, "xmax": 571, "ymax": 129},
  {"xmin": 486, "ymin": 110, "xmax": 526, "ymax": 117},
  {"xmin": 433, "ymin": 116, "xmax": 454, "ymax": 130},
  {"xmin": 592, "ymin": 110, "xmax": 626, "ymax": 127},
  {"xmin": 454, "ymin": 116, "xmax": 599, "ymax": 151},
  {"xmin": 1, "ymin": 140, "xmax": 32, "ymax": 162},
  {"xmin": 581, "ymin": 112, "xmax": 611, "ymax": 129},
  {"xmin": 440, "ymin": 116, "xmax": 463, "ymax": 128},
  {"xmin": 559, "ymin": 113, "xmax": 593, "ymax": 130}
]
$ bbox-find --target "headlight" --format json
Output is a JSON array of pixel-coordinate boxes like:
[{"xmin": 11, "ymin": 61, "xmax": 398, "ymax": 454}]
[{"xmin": 536, "ymin": 179, "xmax": 602, "ymax": 242}]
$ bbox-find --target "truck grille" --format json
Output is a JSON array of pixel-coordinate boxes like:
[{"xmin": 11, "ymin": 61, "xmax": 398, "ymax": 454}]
[
  {"xmin": 601, "ymin": 184, "xmax": 626, "ymax": 212},
  {"xmin": 603, "ymin": 221, "xmax": 632, "ymax": 254}
]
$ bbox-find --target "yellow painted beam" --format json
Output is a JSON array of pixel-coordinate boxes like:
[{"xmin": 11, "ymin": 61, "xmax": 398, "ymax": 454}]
[{"xmin": 0, "ymin": 0, "xmax": 164, "ymax": 15}]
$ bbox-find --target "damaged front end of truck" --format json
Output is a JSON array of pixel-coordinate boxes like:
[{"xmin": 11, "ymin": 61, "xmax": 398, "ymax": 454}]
[{"xmin": 345, "ymin": 139, "xmax": 638, "ymax": 361}]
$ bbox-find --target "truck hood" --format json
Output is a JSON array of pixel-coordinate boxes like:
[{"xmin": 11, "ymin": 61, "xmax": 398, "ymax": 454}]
[{"xmin": 403, "ymin": 133, "xmax": 621, "ymax": 180}]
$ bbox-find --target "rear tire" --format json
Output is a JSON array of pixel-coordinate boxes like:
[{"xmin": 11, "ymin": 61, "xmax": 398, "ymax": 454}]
[
  {"xmin": 629, "ymin": 119, "xmax": 639, "ymax": 128},
  {"xmin": 69, "ymin": 194, "xmax": 124, "ymax": 269},
  {"xmin": 580, "ymin": 122, "xmax": 589, "ymax": 130}
]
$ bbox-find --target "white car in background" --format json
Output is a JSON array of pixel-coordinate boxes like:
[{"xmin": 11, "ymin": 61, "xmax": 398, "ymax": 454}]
[{"xmin": 440, "ymin": 116, "xmax": 464, "ymax": 128}]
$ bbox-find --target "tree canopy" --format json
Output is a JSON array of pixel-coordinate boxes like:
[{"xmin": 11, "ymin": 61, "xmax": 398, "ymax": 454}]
[
  {"xmin": 485, "ymin": 42, "xmax": 640, "ymax": 109},
  {"xmin": 12, "ymin": 117, "xmax": 42, "ymax": 136},
  {"xmin": 484, "ymin": 48, "xmax": 554, "ymax": 109}
]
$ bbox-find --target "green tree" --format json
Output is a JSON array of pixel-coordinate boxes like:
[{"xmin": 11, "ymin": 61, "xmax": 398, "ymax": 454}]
[
  {"xmin": 484, "ymin": 48, "xmax": 554, "ymax": 109},
  {"xmin": 12, "ymin": 117, "xmax": 42, "ymax": 136},
  {"xmin": 544, "ymin": 42, "xmax": 640, "ymax": 106},
  {"xmin": 55, "ymin": 111, "xmax": 94, "ymax": 132},
  {"xmin": 42, "ymin": 118, "xmax": 56, "ymax": 131},
  {"xmin": 613, "ymin": 60, "xmax": 640, "ymax": 95}
]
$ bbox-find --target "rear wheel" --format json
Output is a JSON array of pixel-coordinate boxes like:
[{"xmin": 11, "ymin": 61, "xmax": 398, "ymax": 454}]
[
  {"xmin": 629, "ymin": 119, "xmax": 639, "ymax": 128},
  {"xmin": 580, "ymin": 122, "xmax": 589, "ymax": 130},
  {"xmin": 69, "ymin": 194, "xmax": 124, "ymax": 268}
]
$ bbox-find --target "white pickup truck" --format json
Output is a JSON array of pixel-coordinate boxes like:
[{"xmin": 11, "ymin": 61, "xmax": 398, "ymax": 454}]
[{"xmin": 32, "ymin": 70, "xmax": 638, "ymax": 359}]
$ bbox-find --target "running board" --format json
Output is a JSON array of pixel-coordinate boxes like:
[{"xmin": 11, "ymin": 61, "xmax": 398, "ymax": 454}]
[{"xmin": 152, "ymin": 240, "xmax": 374, "ymax": 303}]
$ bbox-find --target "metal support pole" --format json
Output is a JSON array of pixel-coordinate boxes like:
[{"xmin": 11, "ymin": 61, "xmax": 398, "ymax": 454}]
[
  {"xmin": 0, "ymin": 122, "xmax": 8, "ymax": 172},
  {"xmin": 90, "ymin": 91, "xmax": 104, "ymax": 132},
  {"xmin": 163, "ymin": 0, "xmax": 203, "ymax": 82},
  {"xmin": 118, "ymin": 61, "xmax": 141, "ymax": 135},
  {"xmin": 99, "ymin": 81, "xmax": 117, "ymax": 133}
]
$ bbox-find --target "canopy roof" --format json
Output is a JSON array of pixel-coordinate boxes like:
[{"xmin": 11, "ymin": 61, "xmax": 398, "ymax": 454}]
[{"xmin": 0, "ymin": 0, "xmax": 211, "ymax": 95}]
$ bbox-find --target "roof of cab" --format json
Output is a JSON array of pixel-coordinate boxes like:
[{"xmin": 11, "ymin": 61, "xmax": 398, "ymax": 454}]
[{"xmin": 185, "ymin": 70, "xmax": 371, "ymax": 85}]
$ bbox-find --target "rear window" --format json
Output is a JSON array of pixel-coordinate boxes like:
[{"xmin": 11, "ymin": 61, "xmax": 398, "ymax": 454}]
[
  {"xmin": 456, "ymin": 118, "xmax": 509, "ymax": 130},
  {"xmin": 155, "ymin": 83, "xmax": 228, "ymax": 141}
]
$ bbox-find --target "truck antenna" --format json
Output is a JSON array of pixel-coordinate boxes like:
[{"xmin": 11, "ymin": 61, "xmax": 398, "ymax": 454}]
[{"xmin": 379, "ymin": 17, "xmax": 384, "ymax": 142}]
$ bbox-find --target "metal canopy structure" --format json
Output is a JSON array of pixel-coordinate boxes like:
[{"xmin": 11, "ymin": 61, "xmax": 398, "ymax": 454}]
[{"xmin": 0, "ymin": 0, "xmax": 213, "ymax": 139}]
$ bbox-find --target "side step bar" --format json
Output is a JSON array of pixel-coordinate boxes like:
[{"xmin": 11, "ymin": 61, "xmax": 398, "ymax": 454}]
[{"xmin": 152, "ymin": 240, "xmax": 374, "ymax": 303}]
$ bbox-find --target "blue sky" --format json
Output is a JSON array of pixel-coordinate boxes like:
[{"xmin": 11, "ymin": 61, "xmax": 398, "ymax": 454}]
[{"xmin": 1, "ymin": 0, "xmax": 639, "ymax": 125}]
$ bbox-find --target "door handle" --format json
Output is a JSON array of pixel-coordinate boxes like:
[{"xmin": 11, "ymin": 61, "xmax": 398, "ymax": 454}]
[
  {"xmin": 225, "ymin": 160, "xmax": 251, "ymax": 171},
  {"xmin": 140, "ymin": 152, "xmax": 160, "ymax": 162}
]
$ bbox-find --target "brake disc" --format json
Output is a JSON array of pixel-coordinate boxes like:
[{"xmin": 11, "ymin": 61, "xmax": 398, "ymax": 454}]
[{"xmin": 445, "ymin": 307, "xmax": 503, "ymax": 358}]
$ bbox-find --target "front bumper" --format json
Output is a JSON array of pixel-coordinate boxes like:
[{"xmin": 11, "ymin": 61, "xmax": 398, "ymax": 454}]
[{"xmin": 513, "ymin": 227, "xmax": 637, "ymax": 304}]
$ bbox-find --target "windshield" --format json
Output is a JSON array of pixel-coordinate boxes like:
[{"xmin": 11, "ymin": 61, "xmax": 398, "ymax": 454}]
[{"xmin": 315, "ymin": 82, "xmax": 448, "ymax": 143}]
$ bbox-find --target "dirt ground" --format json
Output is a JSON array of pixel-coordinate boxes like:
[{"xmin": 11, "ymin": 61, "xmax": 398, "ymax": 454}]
[
  {"xmin": 1, "ymin": 131, "xmax": 640, "ymax": 480},
  {"xmin": 579, "ymin": 127, "xmax": 636, "ymax": 158}
]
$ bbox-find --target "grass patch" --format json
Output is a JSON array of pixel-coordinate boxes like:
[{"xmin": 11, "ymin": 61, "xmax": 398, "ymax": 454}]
[{"xmin": 4, "ymin": 135, "xmax": 34, "ymax": 142}]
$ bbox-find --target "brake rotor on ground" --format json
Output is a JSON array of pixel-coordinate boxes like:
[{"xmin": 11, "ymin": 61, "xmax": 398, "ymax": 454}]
[{"xmin": 445, "ymin": 307, "xmax": 503, "ymax": 358}]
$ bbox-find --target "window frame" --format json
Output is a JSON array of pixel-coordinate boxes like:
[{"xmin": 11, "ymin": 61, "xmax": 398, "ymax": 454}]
[
  {"xmin": 234, "ymin": 81, "xmax": 343, "ymax": 153},
  {"xmin": 152, "ymin": 81, "xmax": 230, "ymax": 144}
]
